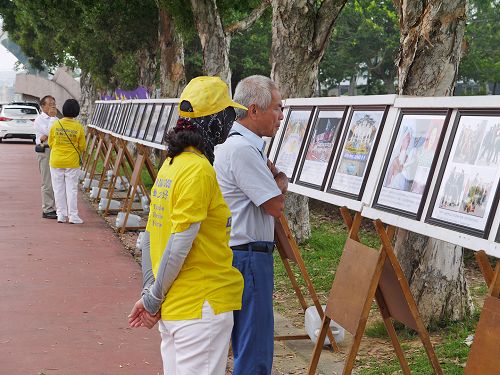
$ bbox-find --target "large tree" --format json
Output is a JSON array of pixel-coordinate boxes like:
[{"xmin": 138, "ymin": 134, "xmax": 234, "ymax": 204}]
[
  {"xmin": 270, "ymin": 0, "xmax": 348, "ymax": 242},
  {"xmin": 458, "ymin": 0, "xmax": 500, "ymax": 94},
  {"xmin": 394, "ymin": 0, "xmax": 472, "ymax": 325},
  {"xmin": 189, "ymin": 0, "xmax": 270, "ymax": 86},
  {"xmin": 319, "ymin": 0, "xmax": 399, "ymax": 96}
]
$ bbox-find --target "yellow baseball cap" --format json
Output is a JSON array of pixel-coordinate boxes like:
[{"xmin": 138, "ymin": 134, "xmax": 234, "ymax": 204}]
[{"xmin": 179, "ymin": 76, "xmax": 247, "ymax": 118}]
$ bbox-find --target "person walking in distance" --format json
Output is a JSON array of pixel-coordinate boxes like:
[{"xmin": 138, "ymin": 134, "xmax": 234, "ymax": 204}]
[
  {"xmin": 214, "ymin": 75, "xmax": 288, "ymax": 375},
  {"xmin": 34, "ymin": 95, "xmax": 58, "ymax": 219},
  {"xmin": 48, "ymin": 99, "xmax": 86, "ymax": 224}
]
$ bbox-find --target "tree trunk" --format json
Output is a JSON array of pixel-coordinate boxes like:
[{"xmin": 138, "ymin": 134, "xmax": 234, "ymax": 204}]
[
  {"xmin": 190, "ymin": 0, "xmax": 231, "ymax": 85},
  {"xmin": 383, "ymin": 76, "xmax": 396, "ymax": 94},
  {"xmin": 396, "ymin": 0, "xmax": 467, "ymax": 96},
  {"xmin": 79, "ymin": 70, "xmax": 98, "ymax": 126},
  {"xmin": 394, "ymin": 0, "xmax": 472, "ymax": 326},
  {"xmin": 137, "ymin": 47, "xmax": 157, "ymax": 96},
  {"xmin": 158, "ymin": 8, "xmax": 186, "ymax": 98},
  {"xmin": 348, "ymin": 73, "xmax": 357, "ymax": 95},
  {"xmin": 271, "ymin": 0, "xmax": 347, "ymax": 242}
]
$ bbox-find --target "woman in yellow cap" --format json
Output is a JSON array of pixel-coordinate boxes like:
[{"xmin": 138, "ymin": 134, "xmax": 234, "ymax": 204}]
[{"xmin": 129, "ymin": 76, "xmax": 245, "ymax": 374}]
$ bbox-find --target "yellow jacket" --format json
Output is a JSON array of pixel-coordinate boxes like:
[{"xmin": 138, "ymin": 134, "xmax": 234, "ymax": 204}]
[{"xmin": 49, "ymin": 118, "xmax": 86, "ymax": 169}]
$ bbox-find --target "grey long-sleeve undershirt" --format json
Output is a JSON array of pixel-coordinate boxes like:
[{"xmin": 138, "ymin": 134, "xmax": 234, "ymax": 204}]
[{"xmin": 141, "ymin": 222, "xmax": 201, "ymax": 315}]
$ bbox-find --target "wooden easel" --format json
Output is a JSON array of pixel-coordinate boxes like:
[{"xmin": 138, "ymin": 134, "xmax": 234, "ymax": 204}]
[
  {"xmin": 82, "ymin": 129, "xmax": 99, "ymax": 175},
  {"xmin": 102, "ymin": 139, "xmax": 136, "ymax": 216},
  {"xmin": 118, "ymin": 143, "xmax": 156, "ymax": 233},
  {"xmin": 92, "ymin": 134, "xmax": 116, "ymax": 202},
  {"xmin": 82, "ymin": 127, "xmax": 95, "ymax": 165},
  {"xmin": 465, "ymin": 251, "xmax": 500, "ymax": 374},
  {"xmin": 274, "ymin": 215, "xmax": 339, "ymax": 352},
  {"xmin": 308, "ymin": 211, "xmax": 442, "ymax": 375},
  {"xmin": 84, "ymin": 132, "xmax": 110, "ymax": 191}
]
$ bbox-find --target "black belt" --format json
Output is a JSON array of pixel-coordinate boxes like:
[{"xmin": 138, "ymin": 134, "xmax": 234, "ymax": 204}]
[{"xmin": 231, "ymin": 242, "xmax": 275, "ymax": 253}]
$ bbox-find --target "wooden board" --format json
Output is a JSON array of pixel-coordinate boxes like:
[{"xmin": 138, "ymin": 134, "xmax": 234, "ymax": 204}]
[
  {"xmin": 464, "ymin": 296, "xmax": 500, "ymax": 375},
  {"xmin": 326, "ymin": 238, "xmax": 380, "ymax": 334},
  {"xmin": 378, "ymin": 256, "xmax": 418, "ymax": 331}
]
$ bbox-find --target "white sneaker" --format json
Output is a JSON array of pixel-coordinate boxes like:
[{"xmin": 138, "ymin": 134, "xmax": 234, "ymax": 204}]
[
  {"xmin": 69, "ymin": 216, "xmax": 84, "ymax": 224},
  {"xmin": 57, "ymin": 215, "xmax": 67, "ymax": 223}
]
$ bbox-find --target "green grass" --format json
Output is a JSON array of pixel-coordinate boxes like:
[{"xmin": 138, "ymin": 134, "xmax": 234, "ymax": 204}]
[
  {"xmin": 358, "ymin": 311, "xmax": 480, "ymax": 374},
  {"xmin": 274, "ymin": 217, "xmax": 381, "ymax": 298},
  {"xmin": 89, "ymin": 151, "xmax": 157, "ymax": 191}
]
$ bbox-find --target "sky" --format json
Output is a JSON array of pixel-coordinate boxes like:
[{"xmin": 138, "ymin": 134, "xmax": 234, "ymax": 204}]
[{"xmin": 0, "ymin": 43, "xmax": 18, "ymax": 72}]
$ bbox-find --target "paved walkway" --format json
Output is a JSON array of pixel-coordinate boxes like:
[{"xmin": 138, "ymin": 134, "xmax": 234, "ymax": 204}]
[
  {"xmin": 0, "ymin": 141, "xmax": 345, "ymax": 375},
  {"xmin": 0, "ymin": 141, "xmax": 162, "ymax": 374}
]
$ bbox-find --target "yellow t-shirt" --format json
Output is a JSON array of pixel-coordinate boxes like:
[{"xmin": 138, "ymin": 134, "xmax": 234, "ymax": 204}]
[
  {"xmin": 48, "ymin": 118, "xmax": 86, "ymax": 168},
  {"xmin": 147, "ymin": 147, "xmax": 243, "ymax": 320}
]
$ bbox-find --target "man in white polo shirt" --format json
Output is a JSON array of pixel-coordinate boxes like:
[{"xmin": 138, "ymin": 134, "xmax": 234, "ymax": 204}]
[
  {"xmin": 214, "ymin": 75, "xmax": 287, "ymax": 375},
  {"xmin": 34, "ymin": 95, "xmax": 58, "ymax": 219}
]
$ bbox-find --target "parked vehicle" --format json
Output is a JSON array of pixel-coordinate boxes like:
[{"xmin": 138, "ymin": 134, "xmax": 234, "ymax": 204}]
[
  {"xmin": 0, "ymin": 105, "xmax": 39, "ymax": 143},
  {"xmin": 9, "ymin": 101, "xmax": 41, "ymax": 113}
]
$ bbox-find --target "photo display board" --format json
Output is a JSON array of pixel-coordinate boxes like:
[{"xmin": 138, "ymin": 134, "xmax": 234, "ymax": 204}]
[
  {"xmin": 427, "ymin": 110, "xmax": 500, "ymax": 238},
  {"xmin": 373, "ymin": 110, "xmax": 450, "ymax": 219},
  {"xmin": 151, "ymin": 104, "xmax": 173, "ymax": 144},
  {"xmin": 328, "ymin": 106, "xmax": 388, "ymax": 199},
  {"xmin": 296, "ymin": 107, "xmax": 347, "ymax": 189},
  {"xmin": 129, "ymin": 104, "xmax": 146, "ymax": 138},
  {"xmin": 273, "ymin": 107, "xmax": 314, "ymax": 180},
  {"xmin": 137, "ymin": 104, "xmax": 154, "ymax": 139}
]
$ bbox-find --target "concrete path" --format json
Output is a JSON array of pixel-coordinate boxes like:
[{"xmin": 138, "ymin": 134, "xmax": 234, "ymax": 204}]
[
  {"xmin": 0, "ymin": 141, "xmax": 162, "ymax": 374},
  {"xmin": 0, "ymin": 140, "xmax": 346, "ymax": 375}
]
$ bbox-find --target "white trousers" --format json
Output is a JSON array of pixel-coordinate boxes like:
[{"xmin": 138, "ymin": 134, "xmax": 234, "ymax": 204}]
[
  {"xmin": 50, "ymin": 167, "xmax": 80, "ymax": 220},
  {"xmin": 159, "ymin": 301, "xmax": 233, "ymax": 375}
]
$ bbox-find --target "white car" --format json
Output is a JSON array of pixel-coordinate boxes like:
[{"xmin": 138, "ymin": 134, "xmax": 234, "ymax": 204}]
[{"xmin": 0, "ymin": 104, "xmax": 39, "ymax": 143}]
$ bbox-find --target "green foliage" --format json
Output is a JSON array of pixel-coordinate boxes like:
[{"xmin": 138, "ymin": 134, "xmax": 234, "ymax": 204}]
[
  {"xmin": 229, "ymin": 8, "xmax": 272, "ymax": 90},
  {"xmin": 458, "ymin": 0, "xmax": 500, "ymax": 90},
  {"xmin": 319, "ymin": 0, "xmax": 399, "ymax": 95},
  {"xmin": 0, "ymin": 0, "xmax": 158, "ymax": 90}
]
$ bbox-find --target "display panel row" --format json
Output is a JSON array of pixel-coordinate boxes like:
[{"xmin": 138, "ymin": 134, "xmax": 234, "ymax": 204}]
[
  {"xmin": 89, "ymin": 97, "xmax": 499, "ymax": 246},
  {"xmin": 91, "ymin": 101, "xmax": 179, "ymax": 144},
  {"xmin": 269, "ymin": 104, "xmax": 500, "ymax": 241}
]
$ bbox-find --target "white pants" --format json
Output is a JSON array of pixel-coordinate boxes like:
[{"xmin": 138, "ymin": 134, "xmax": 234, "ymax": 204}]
[
  {"xmin": 50, "ymin": 167, "xmax": 80, "ymax": 220},
  {"xmin": 159, "ymin": 301, "xmax": 233, "ymax": 375}
]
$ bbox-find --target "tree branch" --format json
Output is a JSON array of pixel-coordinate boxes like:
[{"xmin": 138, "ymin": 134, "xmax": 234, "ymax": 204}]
[
  {"xmin": 313, "ymin": 0, "xmax": 347, "ymax": 53},
  {"xmin": 225, "ymin": 0, "xmax": 270, "ymax": 35}
]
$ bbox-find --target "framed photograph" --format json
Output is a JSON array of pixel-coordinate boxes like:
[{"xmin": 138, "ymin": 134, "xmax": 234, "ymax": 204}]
[
  {"xmin": 91, "ymin": 103, "xmax": 102, "ymax": 126},
  {"xmin": 296, "ymin": 108, "xmax": 347, "ymax": 189},
  {"xmin": 128, "ymin": 104, "xmax": 146, "ymax": 138},
  {"xmin": 103, "ymin": 104, "xmax": 116, "ymax": 131},
  {"xmin": 273, "ymin": 107, "xmax": 314, "ymax": 180},
  {"xmin": 98, "ymin": 104, "xmax": 110, "ymax": 129},
  {"xmin": 137, "ymin": 104, "xmax": 154, "ymax": 139},
  {"xmin": 373, "ymin": 110, "xmax": 449, "ymax": 218},
  {"xmin": 427, "ymin": 110, "xmax": 500, "ymax": 238},
  {"xmin": 124, "ymin": 104, "xmax": 139, "ymax": 137},
  {"xmin": 117, "ymin": 103, "xmax": 133, "ymax": 135},
  {"xmin": 153, "ymin": 104, "xmax": 173, "ymax": 144},
  {"xmin": 111, "ymin": 105, "xmax": 125, "ymax": 133},
  {"xmin": 328, "ymin": 106, "xmax": 388, "ymax": 199},
  {"xmin": 144, "ymin": 104, "xmax": 162, "ymax": 142}
]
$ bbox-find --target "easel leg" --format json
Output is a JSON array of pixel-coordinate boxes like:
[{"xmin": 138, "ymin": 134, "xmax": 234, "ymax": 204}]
[
  {"xmin": 374, "ymin": 220, "xmax": 443, "ymax": 375},
  {"xmin": 374, "ymin": 288, "xmax": 411, "ymax": 375},
  {"xmin": 475, "ymin": 250, "xmax": 494, "ymax": 286},
  {"xmin": 307, "ymin": 316, "xmax": 331, "ymax": 375},
  {"xmin": 489, "ymin": 262, "xmax": 500, "ymax": 298}
]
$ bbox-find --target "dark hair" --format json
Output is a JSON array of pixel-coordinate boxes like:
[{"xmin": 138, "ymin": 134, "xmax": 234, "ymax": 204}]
[
  {"xmin": 165, "ymin": 127, "xmax": 207, "ymax": 164},
  {"xmin": 62, "ymin": 99, "xmax": 80, "ymax": 118},
  {"xmin": 40, "ymin": 95, "xmax": 55, "ymax": 106}
]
